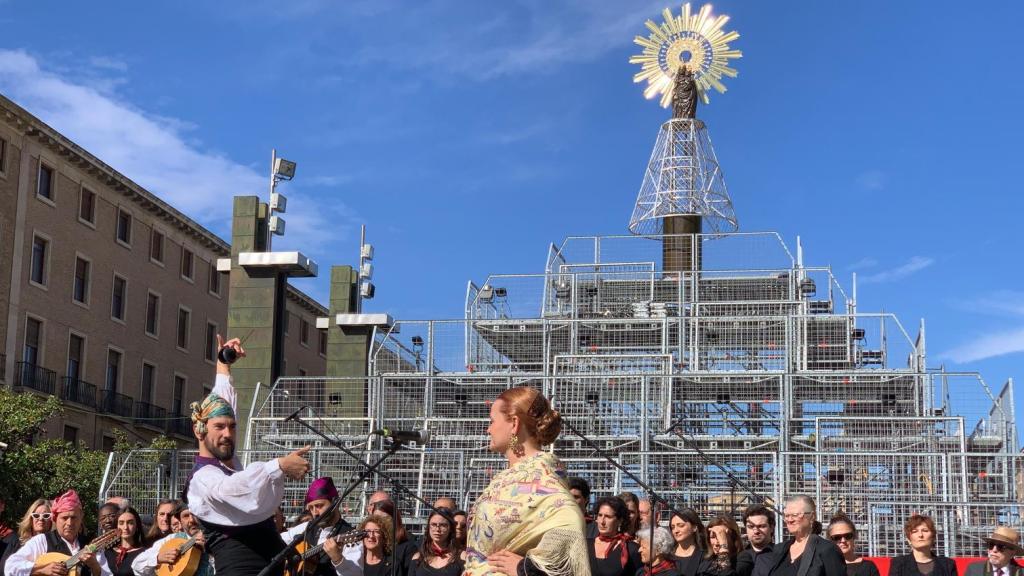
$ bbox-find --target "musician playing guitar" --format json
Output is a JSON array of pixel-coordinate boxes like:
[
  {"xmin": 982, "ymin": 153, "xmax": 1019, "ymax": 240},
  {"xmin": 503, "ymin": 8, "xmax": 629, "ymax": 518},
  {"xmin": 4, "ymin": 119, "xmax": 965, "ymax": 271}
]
[
  {"xmin": 131, "ymin": 504, "xmax": 212, "ymax": 576},
  {"xmin": 280, "ymin": 478, "xmax": 361, "ymax": 576},
  {"xmin": 4, "ymin": 489, "xmax": 112, "ymax": 576}
]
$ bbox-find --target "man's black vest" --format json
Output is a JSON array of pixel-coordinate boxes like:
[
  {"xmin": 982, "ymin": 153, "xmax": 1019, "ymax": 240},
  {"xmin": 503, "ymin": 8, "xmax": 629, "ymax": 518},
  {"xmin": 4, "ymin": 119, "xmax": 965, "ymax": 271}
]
[
  {"xmin": 44, "ymin": 532, "xmax": 93, "ymax": 576},
  {"xmin": 188, "ymin": 455, "xmax": 285, "ymax": 576}
]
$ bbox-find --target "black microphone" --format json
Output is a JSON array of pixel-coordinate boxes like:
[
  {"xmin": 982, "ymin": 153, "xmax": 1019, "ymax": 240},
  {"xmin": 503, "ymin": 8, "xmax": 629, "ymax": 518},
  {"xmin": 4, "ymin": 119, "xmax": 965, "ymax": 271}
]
[
  {"xmin": 371, "ymin": 428, "xmax": 430, "ymax": 444},
  {"xmin": 285, "ymin": 407, "xmax": 307, "ymax": 422}
]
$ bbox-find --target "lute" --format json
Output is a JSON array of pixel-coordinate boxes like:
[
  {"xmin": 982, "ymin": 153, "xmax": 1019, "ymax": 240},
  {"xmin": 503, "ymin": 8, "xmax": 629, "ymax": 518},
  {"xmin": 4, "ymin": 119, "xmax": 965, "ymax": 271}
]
[{"xmin": 34, "ymin": 530, "xmax": 120, "ymax": 576}]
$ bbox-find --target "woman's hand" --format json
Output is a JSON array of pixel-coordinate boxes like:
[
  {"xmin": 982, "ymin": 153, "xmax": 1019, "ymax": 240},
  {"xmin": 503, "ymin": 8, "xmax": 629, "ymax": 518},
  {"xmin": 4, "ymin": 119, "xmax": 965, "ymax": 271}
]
[{"xmin": 487, "ymin": 550, "xmax": 525, "ymax": 576}]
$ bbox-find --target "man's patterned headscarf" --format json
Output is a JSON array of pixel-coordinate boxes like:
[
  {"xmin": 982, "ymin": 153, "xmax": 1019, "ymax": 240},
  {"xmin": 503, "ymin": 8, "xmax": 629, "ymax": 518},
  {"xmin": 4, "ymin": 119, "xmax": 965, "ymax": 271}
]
[{"xmin": 190, "ymin": 393, "xmax": 235, "ymax": 435}]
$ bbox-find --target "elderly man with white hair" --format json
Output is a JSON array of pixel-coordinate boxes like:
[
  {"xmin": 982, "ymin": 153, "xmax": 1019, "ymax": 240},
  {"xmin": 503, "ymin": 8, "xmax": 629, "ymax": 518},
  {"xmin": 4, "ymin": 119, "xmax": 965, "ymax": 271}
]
[{"xmin": 636, "ymin": 525, "xmax": 681, "ymax": 576}]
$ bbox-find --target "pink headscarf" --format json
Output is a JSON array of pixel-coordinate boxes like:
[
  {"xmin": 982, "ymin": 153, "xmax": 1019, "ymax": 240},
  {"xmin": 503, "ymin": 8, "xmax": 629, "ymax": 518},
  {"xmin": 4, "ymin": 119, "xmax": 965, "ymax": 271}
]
[
  {"xmin": 51, "ymin": 489, "xmax": 82, "ymax": 515},
  {"xmin": 305, "ymin": 477, "xmax": 339, "ymax": 505}
]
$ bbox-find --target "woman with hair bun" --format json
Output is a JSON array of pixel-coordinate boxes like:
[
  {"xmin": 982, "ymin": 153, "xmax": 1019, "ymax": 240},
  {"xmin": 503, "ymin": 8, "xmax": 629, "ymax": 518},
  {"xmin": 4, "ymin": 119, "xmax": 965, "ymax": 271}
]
[
  {"xmin": 465, "ymin": 386, "xmax": 591, "ymax": 576},
  {"xmin": 826, "ymin": 514, "xmax": 879, "ymax": 576}
]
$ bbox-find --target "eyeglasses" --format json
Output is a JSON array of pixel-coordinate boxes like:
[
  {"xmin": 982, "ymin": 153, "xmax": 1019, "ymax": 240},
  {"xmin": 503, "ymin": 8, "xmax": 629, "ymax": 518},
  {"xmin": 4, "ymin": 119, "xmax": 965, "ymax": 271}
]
[
  {"xmin": 988, "ymin": 542, "xmax": 1009, "ymax": 552},
  {"xmin": 746, "ymin": 523, "xmax": 770, "ymax": 531},
  {"xmin": 429, "ymin": 523, "xmax": 450, "ymax": 530},
  {"xmin": 830, "ymin": 533, "xmax": 855, "ymax": 543},
  {"xmin": 31, "ymin": 513, "xmax": 52, "ymax": 520},
  {"xmin": 364, "ymin": 529, "xmax": 383, "ymax": 537},
  {"xmin": 783, "ymin": 512, "xmax": 811, "ymax": 521}
]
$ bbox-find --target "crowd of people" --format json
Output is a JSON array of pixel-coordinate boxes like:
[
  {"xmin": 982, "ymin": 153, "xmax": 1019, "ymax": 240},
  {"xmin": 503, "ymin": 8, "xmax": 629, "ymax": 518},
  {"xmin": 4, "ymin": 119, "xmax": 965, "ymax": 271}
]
[{"xmin": 0, "ymin": 336, "xmax": 1021, "ymax": 576}]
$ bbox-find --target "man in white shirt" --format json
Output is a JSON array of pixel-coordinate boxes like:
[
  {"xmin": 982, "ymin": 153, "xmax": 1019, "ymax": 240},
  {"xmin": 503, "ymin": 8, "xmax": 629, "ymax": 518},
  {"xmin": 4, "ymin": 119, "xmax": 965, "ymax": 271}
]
[
  {"xmin": 185, "ymin": 335, "xmax": 311, "ymax": 576},
  {"xmin": 132, "ymin": 504, "xmax": 212, "ymax": 576},
  {"xmin": 964, "ymin": 527, "xmax": 1022, "ymax": 576},
  {"xmin": 279, "ymin": 478, "xmax": 362, "ymax": 576},
  {"xmin": 4, "ymin": 490, "xmax": 111, "ymax": 576}
]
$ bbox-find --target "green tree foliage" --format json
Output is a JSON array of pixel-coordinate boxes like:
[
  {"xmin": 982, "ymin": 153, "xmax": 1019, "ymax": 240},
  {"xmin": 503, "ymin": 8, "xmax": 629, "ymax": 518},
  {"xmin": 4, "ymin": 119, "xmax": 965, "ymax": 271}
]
[{"xmin": 0, "ymin": 388, "xmax": 178, "ymax": 529}]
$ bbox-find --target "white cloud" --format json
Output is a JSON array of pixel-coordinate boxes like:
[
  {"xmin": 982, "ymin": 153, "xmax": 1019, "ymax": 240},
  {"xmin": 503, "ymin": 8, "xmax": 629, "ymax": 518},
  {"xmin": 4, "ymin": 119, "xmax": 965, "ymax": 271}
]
[
  {"xmin": 939, "ymin": 326, "xmax": 1024, "ymax": 363},
  {"xmin": 847, "ymin": 257, "xmax": 878, "ymax": 271},
  {"xmin": 858, "ymin": 256, "xmax": 934, "ymax": 284},
  {"xmin": 0, "ymin": 49, "xmax": 353, "ymax": 252}
]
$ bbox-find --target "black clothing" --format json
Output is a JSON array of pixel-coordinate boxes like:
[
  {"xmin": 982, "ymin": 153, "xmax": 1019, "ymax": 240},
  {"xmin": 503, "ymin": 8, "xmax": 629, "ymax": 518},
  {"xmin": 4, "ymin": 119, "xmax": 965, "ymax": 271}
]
[
  {"xmin": 104, "ymin": 548, "xmax": 145, "ymax": 576},
  {"xmin": 44, "ymin": 532, "xmax": 94, "ymax": 576},
  {"xmin": 408, "ymin": 558, "xmax": 464, "ymax": 576},
  {"xmin": 394, "ymin": 539, "xmax": 417, "ymax": 576},
  {"xmin": 364, "ymin": 559, "xmax": 392, "ymax": 576},
  {"xmin": 889, "ymin": 555, "xmax": 958, "ymax": 576},
  {"xmin": 699, "ymin": 556, "xmax": 738, "ymax": 576},
  {"xmin": 203, "ymin": 517, "xmax": 286, "ymax": 576},
  {"xmin": 738, "ymin": 547, "xmax": 774, "ymax": 576},
  {"xmin": 752, "ymin": 536, "xmax": 845, "ymax": 576},
  {"xmin": 674, "ymin": 548, "xmax": 705, "ymax": 576},
  {"xmin": 0, "ymin": 532, "xmax": 21, "ymax": 574},
  {"xmin": 585, "ymin": 521, "xmax": 600, "ymax": 539},
  {"xmin": 845, "ymin": 560, "xmax": 881, "ymax": 576},
  {"xmin": 588, "ymin": 537, "xmax": 642, "ymax": 576}
]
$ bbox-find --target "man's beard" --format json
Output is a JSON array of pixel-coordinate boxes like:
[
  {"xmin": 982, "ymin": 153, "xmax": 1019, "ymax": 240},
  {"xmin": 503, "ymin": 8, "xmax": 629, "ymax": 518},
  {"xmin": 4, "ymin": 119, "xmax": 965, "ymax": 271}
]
[{"xmin": 205, "ymin": 435, "xmax": 235, "ymax": 461}]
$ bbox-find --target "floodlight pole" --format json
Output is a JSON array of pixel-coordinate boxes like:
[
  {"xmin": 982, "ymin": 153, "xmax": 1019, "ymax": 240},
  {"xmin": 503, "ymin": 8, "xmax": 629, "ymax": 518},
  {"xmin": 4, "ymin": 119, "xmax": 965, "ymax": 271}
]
[
  {"xmin": 357, "ymin": 224, "xmax": 366, "ymax": 313},
  {"xmin": 268, "ymin": 148, "xmax": 278, "ymax": 251}
]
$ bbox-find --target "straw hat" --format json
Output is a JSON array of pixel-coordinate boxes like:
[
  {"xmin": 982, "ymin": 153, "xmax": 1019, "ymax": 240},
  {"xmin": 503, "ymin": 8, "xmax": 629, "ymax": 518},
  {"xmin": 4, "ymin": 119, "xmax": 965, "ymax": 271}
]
[{"xmin": 986, "ymin": 526, "xmax": 1023, "ymax": 554}]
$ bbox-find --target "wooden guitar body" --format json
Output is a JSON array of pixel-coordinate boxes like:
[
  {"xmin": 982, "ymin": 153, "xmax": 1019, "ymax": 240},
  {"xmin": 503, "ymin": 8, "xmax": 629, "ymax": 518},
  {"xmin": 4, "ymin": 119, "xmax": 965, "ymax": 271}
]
[
  {"xmin": 155, "ymin": 536, "xmax": 202, "ymax": 576},
  {"xmin": 35, "ymin": 553, "xmax": 78, "ymax": 576}
]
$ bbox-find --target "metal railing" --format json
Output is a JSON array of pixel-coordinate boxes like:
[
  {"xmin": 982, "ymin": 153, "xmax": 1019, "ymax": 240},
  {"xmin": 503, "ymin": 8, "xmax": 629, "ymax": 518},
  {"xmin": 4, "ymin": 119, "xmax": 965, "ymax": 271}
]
[
  {"xmin": 101, "ymin": 390, "xmax": 134, "ymax": 419},
  {"xmin": 134, "ymin": 402, "xmax": 167, "ymax": 428},
  {"xmin": 62, "ymin": 377, "xmax": 98, "ymax": 409},
  {"xmin": 15, "ymin": 362, "xmax": 57, "ymax": 395}
]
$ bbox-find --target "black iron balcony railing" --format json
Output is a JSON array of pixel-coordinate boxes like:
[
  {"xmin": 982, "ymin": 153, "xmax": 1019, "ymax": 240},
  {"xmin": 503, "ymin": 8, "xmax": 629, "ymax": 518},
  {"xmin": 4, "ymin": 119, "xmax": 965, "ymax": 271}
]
[
  {"xmin": 101, "ymin": 390, "xmax": 134, "ymax": 419},
  {"xmin": 168, "ymin": 414, "xmax": 193, "ymax": 437},
  {"xmin": 61, "ymin": 377, "xmax": 98, "ymax": 409},
  {"xmin": 134, "ymin": 401, "xmax": 167, "ymax": 427},
  {"xmin": 15, "ymin": 362, "xmax": 57, "ymax": 395}
]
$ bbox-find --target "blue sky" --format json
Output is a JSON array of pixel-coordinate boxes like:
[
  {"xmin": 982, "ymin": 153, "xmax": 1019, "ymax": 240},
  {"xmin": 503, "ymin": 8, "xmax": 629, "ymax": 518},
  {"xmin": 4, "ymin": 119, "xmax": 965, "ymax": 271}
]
[{"xmin": 2, "ymin": 1, "xmax": 1023, "ymax": 433}]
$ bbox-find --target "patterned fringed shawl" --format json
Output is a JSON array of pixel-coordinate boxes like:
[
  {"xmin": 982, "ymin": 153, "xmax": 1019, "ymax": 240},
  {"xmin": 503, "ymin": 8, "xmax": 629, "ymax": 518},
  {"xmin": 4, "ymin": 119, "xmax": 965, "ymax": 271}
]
[{"xmin": 464, "ymin": 452, "xmax": 591, "ymax": 576}]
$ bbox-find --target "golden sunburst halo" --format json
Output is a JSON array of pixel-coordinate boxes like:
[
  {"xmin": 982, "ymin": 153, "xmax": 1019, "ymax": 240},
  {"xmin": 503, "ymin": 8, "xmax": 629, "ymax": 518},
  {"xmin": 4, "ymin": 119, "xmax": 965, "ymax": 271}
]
[{"xmin": 629, "ymin": 3, "xmax": 742, "ymax": 107}]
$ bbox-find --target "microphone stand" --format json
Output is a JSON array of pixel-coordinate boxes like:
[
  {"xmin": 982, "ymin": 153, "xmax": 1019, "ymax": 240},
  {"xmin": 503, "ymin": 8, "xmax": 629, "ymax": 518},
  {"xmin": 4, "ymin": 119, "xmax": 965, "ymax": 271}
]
[
  {"xmin": 560, "ymin": 416, "xmax": 686, "ymax": 575},
  {"xmin": 258, "ymin": 412, "xmax": 401, "ymax": 576},
  {"xmin": 286, "ymin": 411, "xmax": 448, "ymax": 576}
]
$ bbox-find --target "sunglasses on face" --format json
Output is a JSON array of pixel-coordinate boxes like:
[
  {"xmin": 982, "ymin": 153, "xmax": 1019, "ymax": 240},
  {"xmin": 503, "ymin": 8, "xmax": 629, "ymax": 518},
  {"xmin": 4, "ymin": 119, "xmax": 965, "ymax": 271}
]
[
  {"xmin": 31, "ymin": 513, "xmax": 52, "ymax": 520},
  {"xmin": 830, "ymin": 533, "xmax": 855, "ymax": 543},
  {"xmin": 988, "ymin": 542, "xmax": 1009, "ymax": 552}
]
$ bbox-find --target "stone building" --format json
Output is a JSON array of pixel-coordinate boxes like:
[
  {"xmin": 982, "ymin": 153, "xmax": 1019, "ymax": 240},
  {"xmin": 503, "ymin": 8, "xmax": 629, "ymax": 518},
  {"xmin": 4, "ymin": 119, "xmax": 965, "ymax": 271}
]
[{"xmin": 0, "ymin": 93, "xmax": 326, "ymax": 449}]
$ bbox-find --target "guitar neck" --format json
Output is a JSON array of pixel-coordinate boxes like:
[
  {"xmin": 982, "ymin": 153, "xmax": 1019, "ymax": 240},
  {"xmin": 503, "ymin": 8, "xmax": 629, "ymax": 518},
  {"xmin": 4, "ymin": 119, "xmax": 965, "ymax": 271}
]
[{"xmin": 178, "ymin": 535, "xmax": 198, "ymax": 554}]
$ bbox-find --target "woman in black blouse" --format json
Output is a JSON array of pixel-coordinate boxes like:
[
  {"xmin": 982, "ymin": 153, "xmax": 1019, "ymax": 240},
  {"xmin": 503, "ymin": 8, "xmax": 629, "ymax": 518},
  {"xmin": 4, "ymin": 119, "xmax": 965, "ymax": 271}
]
[
  {"xmin": 700, "ymin": 515, "xmax": 742, "ymax": 576},
  {"xmin": 826, "ymin": 513, "xmax": 879, "ymax": 576},
  {"xmin": 888, "ymin": 515, "xmax": 957, "ymax": 576},
  {"xmin": 105, "ymin": 507, "xmax": 147, "ymax": 576},
  {"xmin": 360, "ymin": 514, "xmax": 395, "ymax": 576},
  {"xmin": 670, "ymin": 509, "xmax": 707, "ymax": 576},
  {"xmin": 586, "ymin": 496, "xmax": 640, "ymax": 576},
  {"xmin": 409, "ymin": 508, "xmax": 463, "ymax": 576}
]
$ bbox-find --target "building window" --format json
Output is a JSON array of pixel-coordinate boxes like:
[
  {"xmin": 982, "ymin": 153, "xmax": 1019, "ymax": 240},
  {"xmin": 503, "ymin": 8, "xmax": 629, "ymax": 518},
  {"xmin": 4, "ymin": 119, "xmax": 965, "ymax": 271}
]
[
  {"xmin": 205, "ymin": 322, "xmax": 217, "ymax": 363},
  {"xmin": 111, "ymin": 275, "xmax": 127, "ymax": 321},
  {"xmin": 23, "ymin": 317, "xmax": 42, "ymax": 366},
  {"xmin": 67, "ymin": 333, "xmax": 84, "ymax": 382},
  {"xmin": 172, "ymin": 375, "xmax": 186, "ymax": 417},
  {"xmin": 300, "ymin": 319, "xmax": 310, "ymax": 347},
  {"xmin": 63, "ymin": 425, "xmax": 78, "ymax": 444},
  {"xmin": 116, "ymin": 208, "xmax": 132, "ymax": 246},
  {"xmin": 181, "ymin": 248, "xmax": 194, "ymax": 281},
  {"xmin": 37, "ymin": 162, "xmax": 54, "ymax": 201},
  {"xmin": 0, "ymin": 137, "xmax": 7, "ymax": 175},
  {"xmin": 79, "ymin": 187, "xmax": 96, "ymax": 225},
  {"xmin": 145, "ymin": 292, "xmax": 160, "ymax": 337},
  {"xmin": 150, "ymin": 230, "xmax": 164, "ymax": 264},
  {"xmin": 141, "ymin": 362, "xmax": 155, "ymax": 405},
  {"xmin": 208, "ymin": 263, "xmax": 221, "ymax": 296},
  {"xmin": 105, "ymin": 349, "xmax": 122, "ymax": 392},
  {"xmin": 73, "ymin": 257, "xmax": 90, "ymax": 304},
  {"xmin": 177, "ymin": 307, "xmax": 191, "ymax": 350},
  {"xmin": 319, "ymin": 330, "xmax": 327, "ymax": 357},
  {"xmin": 30, "ymin": 235, "xmax": 48, "ymax": 286}
]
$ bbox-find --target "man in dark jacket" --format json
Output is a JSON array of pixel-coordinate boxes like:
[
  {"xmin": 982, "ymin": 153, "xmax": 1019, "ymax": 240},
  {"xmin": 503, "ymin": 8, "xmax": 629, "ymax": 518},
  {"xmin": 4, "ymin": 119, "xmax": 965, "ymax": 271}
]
[{"xmin": 737, "ymin": 505, "xmax": 776, "ymax": 576}]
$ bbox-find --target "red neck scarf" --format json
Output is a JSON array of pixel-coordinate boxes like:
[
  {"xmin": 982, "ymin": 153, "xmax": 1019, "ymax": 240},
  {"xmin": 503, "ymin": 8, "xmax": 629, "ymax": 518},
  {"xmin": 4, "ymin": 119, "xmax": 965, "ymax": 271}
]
[
  {"xmin": 115, "ymin": 545, "xmax": 140, "ymax": 567},
  {"xmin": 430, "ymin": 542, "xmax": 448, "ymax": 558},
  {"xmin": 645, "ymin": 558, "xmax": 676, "ymax": 576},
  {"xmin": 597, "ymin": 533, "xmax": 632, "ymax": 567}
]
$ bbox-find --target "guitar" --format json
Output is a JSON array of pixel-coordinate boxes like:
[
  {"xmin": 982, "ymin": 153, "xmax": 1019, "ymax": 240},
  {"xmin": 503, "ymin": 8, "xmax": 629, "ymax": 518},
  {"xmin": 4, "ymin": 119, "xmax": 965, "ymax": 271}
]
[
  {"xmin": 286, "ymin": 529, "xmax": 367, "ymax": 576},
  {"xmin": 34, "ymin": 530, "xmax": 120, "ymax": 576},
  {"xmin": 155, "ymin": 534, "xmax": 203, "ymax": 576}
]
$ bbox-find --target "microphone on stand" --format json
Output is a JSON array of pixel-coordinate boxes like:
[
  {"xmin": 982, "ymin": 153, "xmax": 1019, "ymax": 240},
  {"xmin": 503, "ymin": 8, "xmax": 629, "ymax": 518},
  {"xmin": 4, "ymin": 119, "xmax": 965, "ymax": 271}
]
[{"xmin": 371, "ymin": 428, "xmax": 431, "ymax": 444}]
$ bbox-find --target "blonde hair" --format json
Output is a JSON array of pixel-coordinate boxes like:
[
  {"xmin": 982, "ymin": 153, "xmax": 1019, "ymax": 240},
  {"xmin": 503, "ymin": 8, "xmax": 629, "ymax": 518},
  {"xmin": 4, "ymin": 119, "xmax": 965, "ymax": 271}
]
[{"xmin": 17, "ymin": 499, "xmax": 51, "ymax": 544}]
